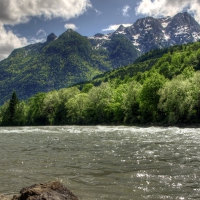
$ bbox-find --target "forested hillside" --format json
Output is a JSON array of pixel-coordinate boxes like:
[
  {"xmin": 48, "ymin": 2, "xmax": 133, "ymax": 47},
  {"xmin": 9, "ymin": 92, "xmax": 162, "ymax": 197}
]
[
  {"xmin": 0, "ymin": 30, "xmax": 139, "ymax": 105},
  {"xmin": 1, "ymin": 12, "xmax": 200, "ymax": 106},
  {"xmin": 1, "ymin": 41, "xmax": 200, "ymax": 126}
]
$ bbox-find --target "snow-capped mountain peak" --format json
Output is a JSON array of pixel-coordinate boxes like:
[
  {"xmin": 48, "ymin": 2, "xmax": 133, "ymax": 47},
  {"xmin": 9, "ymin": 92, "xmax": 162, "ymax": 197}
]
[{"xmin": 89, "ymin": 12, "xmax": 200, "ymax": 54}]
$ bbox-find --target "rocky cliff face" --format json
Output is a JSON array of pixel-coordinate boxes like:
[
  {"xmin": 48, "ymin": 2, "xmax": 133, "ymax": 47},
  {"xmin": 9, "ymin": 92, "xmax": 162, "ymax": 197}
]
[
  {"xmin": 165, "ymin": 12, "xmax": 200, "ymax": 46},
  {"xmin": 90, "ymin": 12, "xmax": 200, "ymax": 53}
]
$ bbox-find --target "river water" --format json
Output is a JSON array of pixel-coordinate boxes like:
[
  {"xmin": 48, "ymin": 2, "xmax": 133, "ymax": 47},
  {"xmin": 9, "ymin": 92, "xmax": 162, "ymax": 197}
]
[{"xmin": 0, "ymin": 126, "xmax": 200, "ymax": 199}]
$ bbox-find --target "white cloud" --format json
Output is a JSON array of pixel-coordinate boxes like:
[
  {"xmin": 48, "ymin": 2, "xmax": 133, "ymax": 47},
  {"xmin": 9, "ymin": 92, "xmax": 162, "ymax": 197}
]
[
  {"xmin": 122, "ymin": 5, "xmax": 131, "ymax": 17},
  {"xmin": 0, "ymin": 24, "xmax": 28, "ymax": 60},
  {"xmin": 102, "ymin": 24, "xmax": 132, "ymax": 32},
  {"xmin": 28, "ymin": 37, "xmax": 46, "ymax": 44},
  {"xmin": 36, "ymin": 29, "xmax": 47, "ymax": 37},
  {"xmin": 0, "ymin": 0, "xmax": 91, "ymax": 60},
  {"xmin": 30, "ymin": 29, "xmax": 47, "ymax": 43},
  {"xmin": 0, "ymin": 0, "xmax": 92, "ymax": 25},
  {"xmin": 136, "ymin": 0, "xmax": 200, "ymax": 23},
  {"xmin": 95, "ymin": 9, "xmax": 102, "ymax": 16},
  {"xmin": 64, "ymin": 23, "xmax": 78, "ymax": 30}
]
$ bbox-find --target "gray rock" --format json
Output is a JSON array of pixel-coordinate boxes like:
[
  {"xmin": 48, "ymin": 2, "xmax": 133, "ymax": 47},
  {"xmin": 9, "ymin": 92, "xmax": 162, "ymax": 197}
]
[{"xmin": 11, "ymin": 181, "xmax": 78, "ymax": 200}]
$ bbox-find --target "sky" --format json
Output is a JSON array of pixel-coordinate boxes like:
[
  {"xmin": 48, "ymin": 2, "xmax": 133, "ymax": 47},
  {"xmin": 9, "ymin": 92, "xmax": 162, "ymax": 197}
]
[{"xmin": 0, "ymin": 0, "xmax": 200, "ymax": 61}]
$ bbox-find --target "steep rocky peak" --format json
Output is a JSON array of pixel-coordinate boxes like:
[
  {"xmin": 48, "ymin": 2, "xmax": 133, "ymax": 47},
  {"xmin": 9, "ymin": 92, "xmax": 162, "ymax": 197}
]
[
  {"xmin": 131, "ymin": 16, "xmax": 163, "ymax": 35},
  {"xmin": 46, "ymin": 33, "xmax": 57, "ymax": 43},
  {"xmin": 174, "ymin": 12, "xmax": 195, "ymax": 21},
  {"xmin": 135, "ymin": 16, "xmax": 159, "ymax": 26},
  {"xmin": 57, "ymin": 29, "xmax": 80, "ymax": 40},
  {"xmin": 158, "ymin": 16, "xmax": 172, "ymax": 28},
  {"xmin": 112, "ymin": 25, "xmax": 127, "ymax": 36},
  {"xmin": 168, "ymin": 12, "xmax": 199, "ymax": 27},
  {"xmin": 66, "ymin": 28, "xmax": 74, "ymax": 33},
  {"xmin": 132, "ymin": 16, "xmax": 164, "ymax": 33},
  {"xmin": 117, "ymin": 24, "xmax": 125, "ymax": 32},
  {"xmin": 88, "ymin": 12, "xmax": 200, "ymax": 54},
  {"xmin": 94, "ymin": 33, "xmax": 105, "ymax": 38}
]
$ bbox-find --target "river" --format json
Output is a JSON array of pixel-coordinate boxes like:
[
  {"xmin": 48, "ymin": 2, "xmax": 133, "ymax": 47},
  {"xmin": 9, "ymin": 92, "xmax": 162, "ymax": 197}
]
[{"xmin": 0, "ymin": 126, "xmax": 200, "ymax": 199}]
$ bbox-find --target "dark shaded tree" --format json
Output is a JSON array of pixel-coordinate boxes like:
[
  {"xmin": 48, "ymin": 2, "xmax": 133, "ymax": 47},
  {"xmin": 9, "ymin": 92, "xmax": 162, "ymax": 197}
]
[{"xmin": 1, "ymin": 91, "xmax": 19, "ymax": 125}]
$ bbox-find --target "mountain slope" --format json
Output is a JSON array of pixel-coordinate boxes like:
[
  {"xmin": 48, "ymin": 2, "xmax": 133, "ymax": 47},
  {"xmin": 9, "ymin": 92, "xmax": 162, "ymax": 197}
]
[
  {"xmin": 0, "ymin": 29, "xmax": 139, "ymax": 104},
  {"xmin": 2, "ymin": 40, "xmax": 200, "ymax": 126},
  {"xmin": 0, "ymin": 12, "xmax": 200, "ymax": 105},
  {"xmin": 77, "ymin": 40, "xmax": 200, "ymax": 89}
]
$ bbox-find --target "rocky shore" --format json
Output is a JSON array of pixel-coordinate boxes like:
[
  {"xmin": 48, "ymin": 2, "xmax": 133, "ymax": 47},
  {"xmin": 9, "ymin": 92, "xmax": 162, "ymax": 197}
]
[{"xmin": 1, "ymin": 181, "xmax": 78, "ymax": 200}]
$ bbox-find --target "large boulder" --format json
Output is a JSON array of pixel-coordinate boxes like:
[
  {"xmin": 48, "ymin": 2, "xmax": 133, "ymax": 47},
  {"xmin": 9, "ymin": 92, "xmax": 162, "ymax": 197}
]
[{"xmin": 12, "ymin": 181, "xmax": 78, "ymax": 200}]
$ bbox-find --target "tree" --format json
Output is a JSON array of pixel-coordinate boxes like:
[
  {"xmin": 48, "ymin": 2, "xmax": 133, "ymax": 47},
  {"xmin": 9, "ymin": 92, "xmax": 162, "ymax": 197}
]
[
  {"xmin": 1, "ymin": 91, "xmax": 19, "ymax": 125},
  {"xmin": 14, "ymin": 101, "xmax": 28, "ymax": 125},
  {"xmin": 65, "ymin": 93, "xmax": 88, "ymax": 124},
  {"xmin": 86, "ymin": 82, "xmax": 113, "ymax": 124},
  {"xmin": 81, "ymin": 83, "xmax": 94, "ymax": 93},
  {"xmin": 187, "ymin": 72, "xmax": 200, "ymax": 122},
  {"xmin": 158, "ymin": 74, "xmax": 196, "ymax": 124},
  {"xmin": 42, "ymin": 91, "xmax": 61, "ymax": 125},
  {"xmin": 0, "ymin": 100, "xmax": 9, "ymax": 125},
  {"xmin": 122, "ymin": 81, "xmax": 141, "ymax": 124},
  {"xmin": 26, "ymin": 93, "xmax": 47, "ymax": 125},
  {"xmin": 54, "ymin": 87, "xmax": 80, "ymax": 124},
  {"xmin": 158, "ymin": 61, "xmax": 172, "ymax": 79},
  {"xmin": 139, "ymin": 72, "xmax": 166, "ymax": 122},
  {"xmin": 105, "ymin": 83, "xmax": 128, "ymax": 123}
]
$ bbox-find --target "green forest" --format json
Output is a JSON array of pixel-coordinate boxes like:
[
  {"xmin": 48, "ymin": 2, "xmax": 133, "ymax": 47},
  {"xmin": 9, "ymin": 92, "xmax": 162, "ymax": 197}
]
[
  {"xmin": 0, "ymin": 31, "xmax": 140, "ymax": 105},
  {"xmin": 1, "ymin": 41, "xmax": 200, "ymax": 126}
]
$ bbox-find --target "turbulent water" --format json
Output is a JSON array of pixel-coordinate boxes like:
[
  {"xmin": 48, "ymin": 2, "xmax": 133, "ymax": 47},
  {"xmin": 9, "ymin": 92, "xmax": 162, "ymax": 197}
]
[{"xmin": 0, "ymin": 126, "xmax": 200, "ymax": 199}]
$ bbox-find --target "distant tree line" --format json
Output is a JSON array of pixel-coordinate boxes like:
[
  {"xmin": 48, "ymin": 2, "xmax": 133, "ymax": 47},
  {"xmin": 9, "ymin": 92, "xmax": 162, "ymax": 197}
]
[{"xmin": 0, "ymin": 70, "xmax": 200, "ymax": 126}]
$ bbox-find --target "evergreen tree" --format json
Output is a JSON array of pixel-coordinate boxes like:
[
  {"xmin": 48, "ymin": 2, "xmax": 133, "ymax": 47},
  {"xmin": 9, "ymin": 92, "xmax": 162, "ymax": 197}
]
[{"xmin": 1, "ymin": 91, "xmax": 19, "ymax": 126}]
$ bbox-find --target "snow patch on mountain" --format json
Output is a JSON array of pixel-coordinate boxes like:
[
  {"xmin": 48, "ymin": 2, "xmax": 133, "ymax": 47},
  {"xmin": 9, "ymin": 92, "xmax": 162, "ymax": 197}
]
[{"xmin": 89, "ymin": 12, "xmax": 200, "ymax": 54}]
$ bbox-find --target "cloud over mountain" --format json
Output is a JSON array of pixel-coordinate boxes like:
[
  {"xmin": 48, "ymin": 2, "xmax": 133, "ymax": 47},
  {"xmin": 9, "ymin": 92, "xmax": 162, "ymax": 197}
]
[
  {"xmin": 0, "ymin": 24, "xmax": 28, "ymax": 60},
  {"xmin": 0, "ymin": 0, "xmax": 91, "ymax": 60},
  {"xmin": 0, "ymin": 0, "xmax": 92, "ymax": 25},
  {"xmin": 136, "ymin": 0, "xmax": 200, "ymax": 22},
  {"xmin": 64, "ymin": 23, "xmax": 78, "ymax": 30},
  {"xmin": 102, "ymin": 24, "xmax": 132, "ymax": 32}
]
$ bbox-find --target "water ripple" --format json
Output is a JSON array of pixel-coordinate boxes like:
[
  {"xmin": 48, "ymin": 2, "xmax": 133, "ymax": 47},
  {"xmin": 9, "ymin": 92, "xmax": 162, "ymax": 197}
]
[{"xmin": 0, "ymin": 126, "xmax": 200, "ymax": 199}]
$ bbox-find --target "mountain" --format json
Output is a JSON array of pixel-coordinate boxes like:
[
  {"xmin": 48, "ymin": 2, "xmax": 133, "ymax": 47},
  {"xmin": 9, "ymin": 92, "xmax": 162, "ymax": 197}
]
[
  {"xmin": 90, "ymin": 12, "xmax": 200, "ymax": 53},
  {"xmin": 1, "ymin": 40, "xmax": 200, "ymax": 126},
  {"xmin": 0, "ymin": 29, "xmax": 139, "ymax": 104},
  {"xmin": 79, "ymin": 40, "xmax": 200, "ymax": 94},
  {"xmin": 0, "ymin": 12, "xmax": 200, "ymax": 105}
]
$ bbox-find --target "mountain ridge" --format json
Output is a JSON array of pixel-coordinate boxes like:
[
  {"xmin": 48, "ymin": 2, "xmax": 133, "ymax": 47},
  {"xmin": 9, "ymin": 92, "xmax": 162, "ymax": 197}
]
[
  {"xmin": 0, "ymin": 29, "xmax": 139, "ymax": 104},
  {"xmin": 0, "ymin": 12, "xmax": 200, "ymax": 104},
  {"xmin": 90, "ymin": 12, "xmax": 200, "ymax": 53}
]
